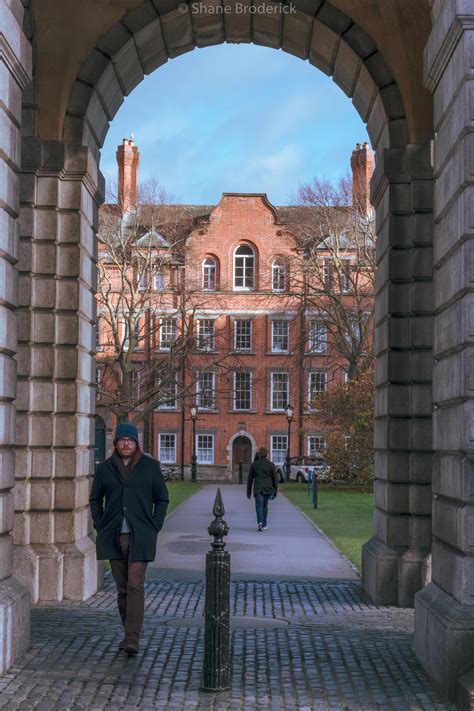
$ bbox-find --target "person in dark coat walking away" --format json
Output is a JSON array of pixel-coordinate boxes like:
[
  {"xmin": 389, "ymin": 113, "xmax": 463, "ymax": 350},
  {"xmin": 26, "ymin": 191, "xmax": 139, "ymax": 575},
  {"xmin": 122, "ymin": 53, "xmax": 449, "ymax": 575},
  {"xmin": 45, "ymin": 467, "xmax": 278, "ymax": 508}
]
[
  {"xmin": 247, "ymin": 447, "xmax": 278, "ymax": 531},
  {"xmin": 90, "ymin": 423, "xmax": 169, "ymax": 655}
]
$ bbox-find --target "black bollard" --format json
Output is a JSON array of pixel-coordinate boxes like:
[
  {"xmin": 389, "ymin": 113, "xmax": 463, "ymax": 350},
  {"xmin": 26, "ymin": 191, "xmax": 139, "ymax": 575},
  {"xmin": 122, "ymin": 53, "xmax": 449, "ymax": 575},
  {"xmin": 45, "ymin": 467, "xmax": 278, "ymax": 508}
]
[
  {"xmin": 238, "ymin": 460, "xmax": 243, "ymax": 485},
  {"xmin": 313, "ymin": 473, "xmax": 318, "ymax": 509},
  {"xmin": 202, "ymin": 488, "xmax": 231, "ymax": 692}
]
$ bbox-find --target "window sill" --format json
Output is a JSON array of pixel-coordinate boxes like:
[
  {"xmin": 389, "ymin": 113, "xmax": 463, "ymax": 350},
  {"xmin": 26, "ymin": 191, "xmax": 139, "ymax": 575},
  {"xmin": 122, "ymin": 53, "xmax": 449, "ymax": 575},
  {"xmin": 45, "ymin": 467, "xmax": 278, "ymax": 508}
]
[
  {"xmin": 230, "ymin": 351, "xmax": 256, "ymax": 356},
  {"xmin": 266, "ymin": 351, "xmax": 291, "ymax": 356},
  {"xmin": 228, "ymin": 409, "xmax": 258, "ymax": 414},
  {"xmin": 264, "ymin": 410, "xmax": 288, "ymax": 415}
]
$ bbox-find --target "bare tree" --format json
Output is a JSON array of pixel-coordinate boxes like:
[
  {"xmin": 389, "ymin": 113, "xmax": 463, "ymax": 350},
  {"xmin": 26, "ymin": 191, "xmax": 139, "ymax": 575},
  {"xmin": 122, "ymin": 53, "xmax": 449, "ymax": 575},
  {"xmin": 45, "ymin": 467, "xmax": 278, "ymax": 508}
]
[
  {"xmin": 286, "ymin": 173, "xmax": 376, "ymax": 382},
  {"xmin": 95, "ymin": 181, "xmax": 238, "ymax": 427}
]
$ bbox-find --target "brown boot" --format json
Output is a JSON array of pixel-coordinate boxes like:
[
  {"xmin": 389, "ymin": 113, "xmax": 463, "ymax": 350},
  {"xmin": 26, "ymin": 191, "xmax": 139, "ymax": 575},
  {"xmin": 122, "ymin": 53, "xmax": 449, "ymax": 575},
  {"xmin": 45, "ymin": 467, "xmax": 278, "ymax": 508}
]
[{"xmin": 122, "ymin": 640, "xmax": 139, "ymax": 655}]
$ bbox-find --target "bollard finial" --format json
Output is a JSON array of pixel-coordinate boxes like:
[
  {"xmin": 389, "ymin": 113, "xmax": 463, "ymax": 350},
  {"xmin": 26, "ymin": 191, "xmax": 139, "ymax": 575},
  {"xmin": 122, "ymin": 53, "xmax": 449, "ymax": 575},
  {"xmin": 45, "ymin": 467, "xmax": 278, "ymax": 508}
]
[{"xmin": 208, "ymin": 487, "xmax": 229, "ymax": 550}]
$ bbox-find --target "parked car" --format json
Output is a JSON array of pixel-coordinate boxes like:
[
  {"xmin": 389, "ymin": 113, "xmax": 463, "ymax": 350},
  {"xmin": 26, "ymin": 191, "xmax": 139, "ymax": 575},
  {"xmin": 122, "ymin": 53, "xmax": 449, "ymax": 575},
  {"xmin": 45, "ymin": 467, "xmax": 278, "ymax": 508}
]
[{"xmin": 276, "ymin": 456, "xmax": 330, "ymax": 483}]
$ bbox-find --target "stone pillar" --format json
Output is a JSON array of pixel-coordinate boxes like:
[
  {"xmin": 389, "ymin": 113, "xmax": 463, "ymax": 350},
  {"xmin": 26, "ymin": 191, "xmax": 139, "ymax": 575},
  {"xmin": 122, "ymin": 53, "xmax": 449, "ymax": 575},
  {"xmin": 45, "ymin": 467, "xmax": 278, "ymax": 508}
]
[
  {"xmin": 14, "ymin": 139, "xmax": 103, "ymax": 602},
  {"xmin": 362, "ymin": 143, "xmax": 434, "ymax": 607},
  {"xmin": 415, "ymin": 0, "xmax": 474, "ymax": 698},
  {"xmin": 0, "ymin": 0, "xmax": 32, "ymax": 673}
]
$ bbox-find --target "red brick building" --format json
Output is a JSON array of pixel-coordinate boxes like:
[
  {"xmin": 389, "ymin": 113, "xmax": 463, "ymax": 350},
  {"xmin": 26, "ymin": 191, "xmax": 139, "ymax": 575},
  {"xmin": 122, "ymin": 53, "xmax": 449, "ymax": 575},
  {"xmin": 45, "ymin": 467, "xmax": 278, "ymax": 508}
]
[{"xmin": 96, "ymin": 139, "xmax": 375, "ymax": 480}]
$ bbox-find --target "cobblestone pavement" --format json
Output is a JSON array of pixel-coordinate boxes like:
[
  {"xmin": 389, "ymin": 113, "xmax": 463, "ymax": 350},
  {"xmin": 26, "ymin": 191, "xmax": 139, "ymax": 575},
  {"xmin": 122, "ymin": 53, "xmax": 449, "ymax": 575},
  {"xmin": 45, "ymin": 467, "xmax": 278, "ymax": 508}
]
[{"xmin": 0, "ymin": 576, "xmax": 456, "ymax": 710}]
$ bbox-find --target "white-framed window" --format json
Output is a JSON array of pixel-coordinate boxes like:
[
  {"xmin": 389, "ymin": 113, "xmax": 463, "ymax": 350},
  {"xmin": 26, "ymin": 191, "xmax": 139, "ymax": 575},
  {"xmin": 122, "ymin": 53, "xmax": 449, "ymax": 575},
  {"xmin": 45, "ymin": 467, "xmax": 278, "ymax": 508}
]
[
  {"xmin": 157, "ymin": 376, "xmax": 178, "ymax": 410},
  {"xmin": 322, "ymin": 259, "xmax": 333, "ymax": 289},
  {"xmin": 308, "ymin": 370, "xmax": 327, "ymax": 407},
  {"xmin": 270, "ymin": 435, "xmax": 288, "ymax": 466},
  {"xmin": 272, "ymin": 320, "xmax": 289, "ymax": 352},
  {"xmin": 234, "ymin": 319, "xmax": 252, "ymax": 351},
  {"xmin": 138, "ymin": 273, "xmax": 148, "ymax": 292},
  {"xmin": 132, "ymin": 369, "xmax": 140, "ymax": 400},
  {"xmin": 124, "ymin": 319, "xmax": 141, "ymax": 351},
  {"xmin": 95, "ymin": 318, "xmax": 102, "ymax": 351},
  {"xmin": 197, "ymin": 434, "xmax": 214, "ymax": 464},
  {"xmin": 159, "ymin": 318, "xmax": 177, "ymax": 351},
  {"xmin": 197, "ymin": 371, "xmax": 216, "ymax": 410},
  {"xmin": 308, "ymin": 435, "xmax": 325, "ymax": 456},
  {"xmin": 339, "ymin": 259, "xmax": 352, "ymax": 293},
  {"xmin": 234, "ymin": 245, "xmax": 255, "ymax": 290},
  {"xmin": 308, "ymin": 320, "xmax": 327, "ymax": 353},
  {"xmin": 271, "ymin": 372, "xmax": 289, "ymax": 411},
  {"xmin": 233, "ymin": 371, "xmax": 252, "ymax": 411},
  {"xmin": 346, "ymin": 317, "xmax": 362, "ymax": 345},
  {"xmin": 158, "ymin": 433, "xmax": 177, "ymax": 464},
  {"xmin": 134, "ymin": 319, "xmax": 143, "ymax": 351},
  {"xmin": 154, "ymin": 270, "xmax": 165, "ymax": 290},
  {"xmin": 197, "ymin": 319, "xmax": 215, "ymax": 351},
  {"xmin": 202, "ymin": 258, "xmax": 217, "ymax": 291},
  {"xmin": 123, "ymin": 320, "xmax": 130, "ymax": 351},
  {"xmin": 272, "ymin": 260, "xmax": 286, "ymax": 292}
]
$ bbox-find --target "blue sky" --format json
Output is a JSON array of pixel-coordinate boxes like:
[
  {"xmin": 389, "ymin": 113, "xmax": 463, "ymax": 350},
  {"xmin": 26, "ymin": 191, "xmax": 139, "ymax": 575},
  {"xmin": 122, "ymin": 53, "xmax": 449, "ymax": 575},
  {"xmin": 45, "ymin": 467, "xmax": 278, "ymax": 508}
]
[{"xmin": 101, "ymin": 44, "xmax": 369, "ymax": 205}]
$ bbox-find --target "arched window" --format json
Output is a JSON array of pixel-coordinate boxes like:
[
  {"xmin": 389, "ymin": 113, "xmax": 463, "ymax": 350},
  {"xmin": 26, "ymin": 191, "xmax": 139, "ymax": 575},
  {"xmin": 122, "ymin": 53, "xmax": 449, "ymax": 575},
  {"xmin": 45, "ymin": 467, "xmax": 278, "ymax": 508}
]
[
  {"xmin": 272, "ymin": 260, "xmax": 286, "ymax": 292},
  {"xmin": 234, "ymin": 245, "xmax": 255, "ymax": 290},
  {"xmin": 202, "ymin": 258, "xmax": 217, "ymax": 290}
]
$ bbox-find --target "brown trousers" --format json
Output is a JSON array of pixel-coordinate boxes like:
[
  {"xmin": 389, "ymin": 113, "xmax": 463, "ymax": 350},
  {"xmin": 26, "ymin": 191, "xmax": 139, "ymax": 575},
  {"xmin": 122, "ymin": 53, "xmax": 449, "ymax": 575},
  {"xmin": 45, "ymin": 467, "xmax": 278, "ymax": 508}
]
[{"xmin": 110, "ymin": 534, "xmax": 148, "ymax": 645}]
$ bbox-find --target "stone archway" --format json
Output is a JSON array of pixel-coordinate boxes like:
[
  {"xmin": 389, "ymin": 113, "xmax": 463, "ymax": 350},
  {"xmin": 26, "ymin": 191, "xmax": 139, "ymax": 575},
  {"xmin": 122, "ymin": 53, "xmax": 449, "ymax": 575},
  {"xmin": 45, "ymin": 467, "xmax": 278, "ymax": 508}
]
[
  {"xmin": 21, "ymin": 0, "xmax": 434, "ymax": 615},
  {"xmin": 4, "ymin": 0, "xmax": 474, "ymax": 697},
  {"xmin": 7, "ymin": 0, "xmax": 434, "ymax": 650}
]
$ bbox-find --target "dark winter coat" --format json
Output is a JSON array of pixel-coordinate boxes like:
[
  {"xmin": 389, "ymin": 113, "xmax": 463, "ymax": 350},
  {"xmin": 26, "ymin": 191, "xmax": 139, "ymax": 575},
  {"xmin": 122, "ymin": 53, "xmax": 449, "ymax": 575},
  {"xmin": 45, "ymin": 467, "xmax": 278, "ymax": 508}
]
[
  {"xmin": 247, "ymin": 457, "xmax": 278, "ymax": 498},
  {"xmin": 90, "ymin": 453, "xmax": 169, "ymax": 561}
]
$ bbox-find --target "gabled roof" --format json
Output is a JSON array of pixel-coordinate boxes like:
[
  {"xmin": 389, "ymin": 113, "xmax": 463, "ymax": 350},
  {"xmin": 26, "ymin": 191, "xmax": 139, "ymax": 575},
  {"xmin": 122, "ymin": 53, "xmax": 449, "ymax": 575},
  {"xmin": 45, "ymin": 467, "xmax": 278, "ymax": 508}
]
[{"xmin": 136, "ymin": 230, "xmax": 170, "ymax": 248}]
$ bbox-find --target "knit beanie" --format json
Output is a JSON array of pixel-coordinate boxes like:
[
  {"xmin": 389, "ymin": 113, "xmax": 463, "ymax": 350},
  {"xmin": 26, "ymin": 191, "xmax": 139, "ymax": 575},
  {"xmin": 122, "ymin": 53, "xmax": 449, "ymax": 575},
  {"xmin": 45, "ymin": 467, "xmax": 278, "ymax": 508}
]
[{"xmin": 114, "ymin": 422, "xmax": 140, "ymax": 445}]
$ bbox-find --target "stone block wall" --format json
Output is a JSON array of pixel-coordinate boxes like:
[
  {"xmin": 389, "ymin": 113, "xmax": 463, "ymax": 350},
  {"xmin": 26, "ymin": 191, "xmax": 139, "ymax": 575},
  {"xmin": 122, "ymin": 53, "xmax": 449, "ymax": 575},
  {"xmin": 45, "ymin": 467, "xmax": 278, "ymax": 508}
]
[
  {"xmin": 415, "ymin": 0, "xmax": 474, "ymax": 698},
  {"xmin": 14, "ymin": 140, "xmax": 104, "ymax": 602},
  {"xmin": 0, "ymin": 0, "xmax": 32, "ymax": 674},
  {"xmin": 362, "ymin": 143, "xmax": 434, "ymax": 607}
]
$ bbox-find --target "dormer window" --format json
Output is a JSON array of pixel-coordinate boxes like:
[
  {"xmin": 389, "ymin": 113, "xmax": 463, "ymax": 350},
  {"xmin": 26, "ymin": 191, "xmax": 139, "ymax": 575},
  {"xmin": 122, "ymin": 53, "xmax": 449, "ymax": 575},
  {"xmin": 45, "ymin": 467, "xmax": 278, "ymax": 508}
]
[{"xmin": 234, "ymin": 245, "xmax": 255, "ymax": 290}]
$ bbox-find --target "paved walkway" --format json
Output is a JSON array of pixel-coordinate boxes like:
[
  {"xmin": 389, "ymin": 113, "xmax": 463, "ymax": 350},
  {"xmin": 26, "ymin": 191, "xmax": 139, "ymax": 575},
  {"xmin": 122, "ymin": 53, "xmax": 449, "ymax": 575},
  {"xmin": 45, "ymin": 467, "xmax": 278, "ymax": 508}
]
[
  {"xmin": 0, "ymin": 485, "xmax": 456, "ymax": 710},
  {"xmin": 151, "ymin": 484, "xmax": 358, "ymax": 581}
]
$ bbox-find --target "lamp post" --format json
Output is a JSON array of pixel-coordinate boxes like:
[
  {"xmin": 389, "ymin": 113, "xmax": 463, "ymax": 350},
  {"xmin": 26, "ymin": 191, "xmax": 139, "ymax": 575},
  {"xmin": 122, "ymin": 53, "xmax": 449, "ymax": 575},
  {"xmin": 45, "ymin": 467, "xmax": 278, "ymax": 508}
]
[
  {"xmin": 190, "ymin": 404, "xmax": 197, "ymax": 482},
  {"xmin": 238, "ymin": 423, "xmax": 245, "ymax": 485},
  {"xmin": 285, "ymin": 404, "xmax": 294, "ymax": 483}
]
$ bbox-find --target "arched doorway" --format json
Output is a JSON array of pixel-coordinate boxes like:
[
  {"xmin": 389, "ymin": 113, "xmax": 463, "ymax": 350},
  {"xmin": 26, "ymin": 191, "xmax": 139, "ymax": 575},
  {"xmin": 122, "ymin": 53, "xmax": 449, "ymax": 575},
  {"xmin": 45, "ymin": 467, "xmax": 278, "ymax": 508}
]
[{"xmin": 232, "ymin": 435, "xmax": 252, "ymax": 481}]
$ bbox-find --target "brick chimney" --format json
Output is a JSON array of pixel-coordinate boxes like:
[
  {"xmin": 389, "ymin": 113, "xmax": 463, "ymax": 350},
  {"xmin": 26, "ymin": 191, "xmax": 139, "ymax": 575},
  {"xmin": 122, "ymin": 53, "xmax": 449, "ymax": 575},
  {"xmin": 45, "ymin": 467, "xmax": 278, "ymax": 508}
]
[
  {"xmin": 116, "ymin": 137, "xmax": 140, "ymax": 212},
  {"xmin": 350, "ymin": 141, "xmax": 375, "ymax": 216}
]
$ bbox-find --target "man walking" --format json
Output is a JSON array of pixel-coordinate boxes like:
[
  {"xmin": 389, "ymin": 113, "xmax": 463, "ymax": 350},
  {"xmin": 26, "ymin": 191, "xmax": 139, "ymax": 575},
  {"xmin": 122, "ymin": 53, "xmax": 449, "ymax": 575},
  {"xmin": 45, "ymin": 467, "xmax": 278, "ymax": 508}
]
[
  {"xmin": 247, "ymin": 447, "xmax": 278, "ymax": 531},
  {"xmin": 90, "ymin": 423, "xmax": 169, "ymax": 655}
]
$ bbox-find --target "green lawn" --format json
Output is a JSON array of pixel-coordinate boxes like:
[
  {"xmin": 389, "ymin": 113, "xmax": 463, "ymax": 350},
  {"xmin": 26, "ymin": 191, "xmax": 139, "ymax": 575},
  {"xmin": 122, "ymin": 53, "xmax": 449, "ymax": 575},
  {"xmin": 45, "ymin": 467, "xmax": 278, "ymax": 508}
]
[
  {"xmin": 282, "ymin": 484, "xmax": 373, "ymax": 571},
  {"xmin": 166, "ymin": 481, "xmax": 202, "ymax": 515}
]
